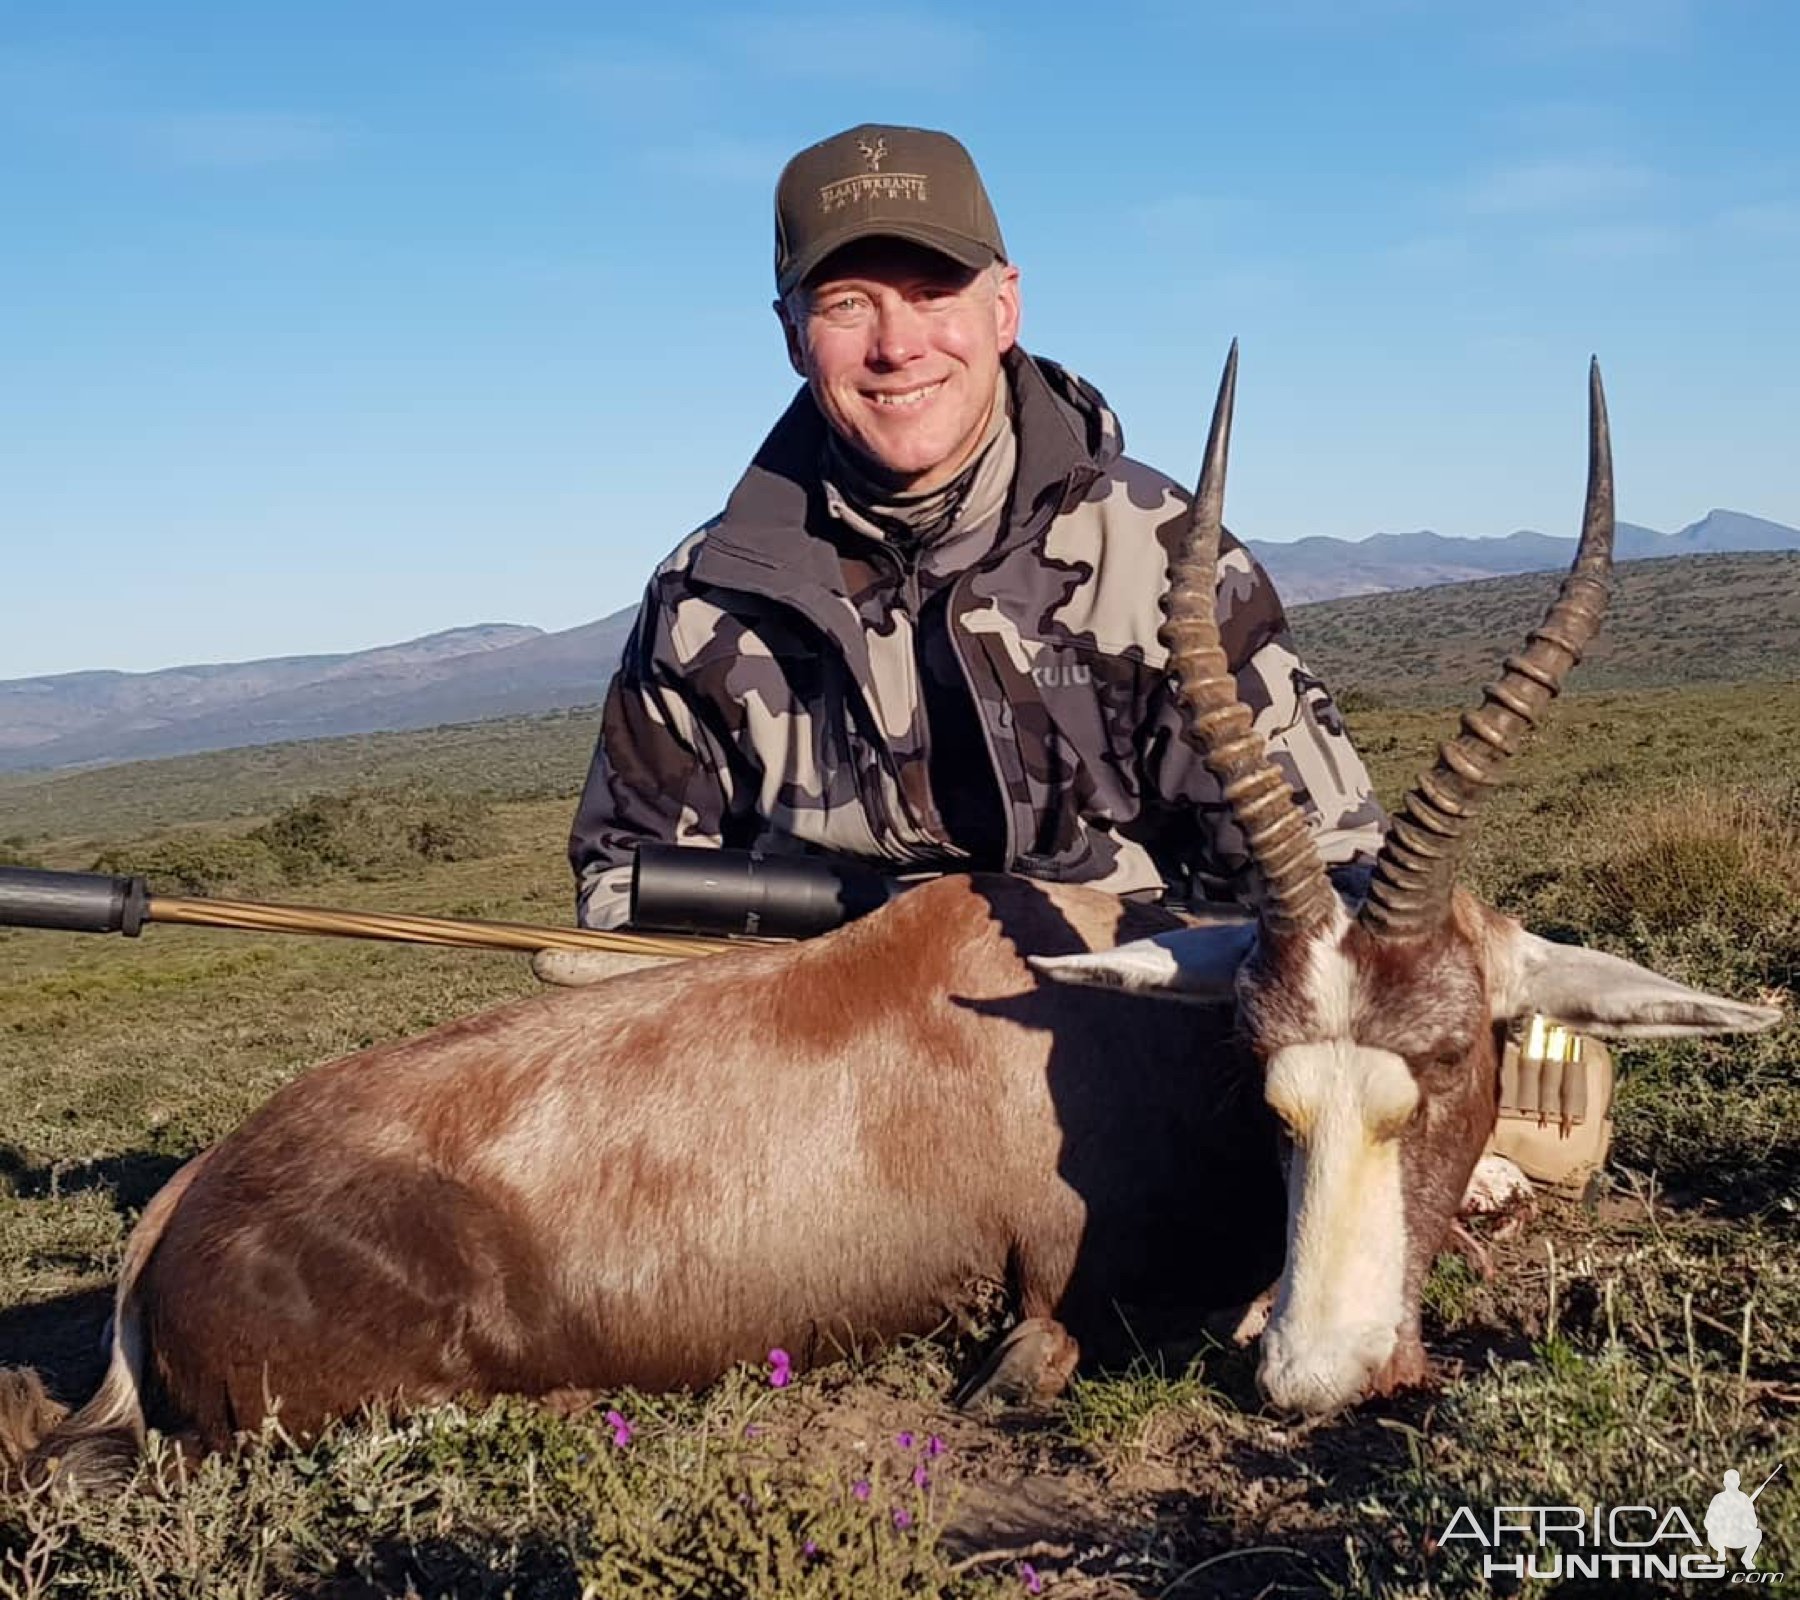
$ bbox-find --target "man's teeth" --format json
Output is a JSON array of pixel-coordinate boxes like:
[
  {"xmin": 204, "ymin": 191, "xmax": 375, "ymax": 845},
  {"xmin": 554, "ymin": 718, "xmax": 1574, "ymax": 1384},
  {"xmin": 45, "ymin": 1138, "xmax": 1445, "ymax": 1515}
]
[{"xmin": 870, "ymin": 382, "xmax": 944, "ymax": 408}]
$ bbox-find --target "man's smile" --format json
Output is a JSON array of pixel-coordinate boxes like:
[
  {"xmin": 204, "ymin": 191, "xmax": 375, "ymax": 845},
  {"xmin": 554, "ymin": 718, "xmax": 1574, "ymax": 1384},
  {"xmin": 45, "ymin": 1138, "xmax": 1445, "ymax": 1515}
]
[{"xmin": 865, "ymin": 379, "xmax": 947, "ymax": 409}]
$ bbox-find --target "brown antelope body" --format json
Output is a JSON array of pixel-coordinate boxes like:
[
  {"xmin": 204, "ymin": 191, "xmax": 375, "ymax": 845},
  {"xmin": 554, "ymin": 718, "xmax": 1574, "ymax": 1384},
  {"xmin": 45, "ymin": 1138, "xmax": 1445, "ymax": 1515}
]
[
  {"xmin": 3, "ymin": 353, "xmax": 1779, "ymax": 1488},
  {"xmin": 8, "ymin": 879, "xmax": 1285, "ymax": 1483}
]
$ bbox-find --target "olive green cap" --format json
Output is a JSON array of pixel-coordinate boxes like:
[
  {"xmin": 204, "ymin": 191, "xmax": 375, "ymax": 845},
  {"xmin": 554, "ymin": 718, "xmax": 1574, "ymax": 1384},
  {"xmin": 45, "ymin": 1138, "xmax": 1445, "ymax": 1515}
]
[{"xmin": 774, "ymin": 124, "xmax": 1006, "ymax": 295}]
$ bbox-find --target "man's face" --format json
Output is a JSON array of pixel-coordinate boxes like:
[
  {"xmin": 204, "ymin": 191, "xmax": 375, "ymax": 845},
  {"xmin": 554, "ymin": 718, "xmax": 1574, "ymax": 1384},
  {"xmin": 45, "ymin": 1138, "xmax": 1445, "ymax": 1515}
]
[{"xmin": 778, "ymin": 237, "xmax": 1021, "ymax": 494}]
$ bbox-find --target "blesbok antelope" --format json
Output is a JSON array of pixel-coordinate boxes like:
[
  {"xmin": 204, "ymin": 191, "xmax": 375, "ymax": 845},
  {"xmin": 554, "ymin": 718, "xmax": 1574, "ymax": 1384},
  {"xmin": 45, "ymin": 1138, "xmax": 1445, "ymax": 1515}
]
[{"xmin": 1, "ymin": 353, "xmax": 1778, "ymax": 1492}]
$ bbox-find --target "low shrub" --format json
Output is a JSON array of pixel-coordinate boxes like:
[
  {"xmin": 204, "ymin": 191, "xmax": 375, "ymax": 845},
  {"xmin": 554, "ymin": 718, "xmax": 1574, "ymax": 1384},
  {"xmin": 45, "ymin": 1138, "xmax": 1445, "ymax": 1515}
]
[
  {"xmin": 1603, "ymin": 788, "xmax": 1797, "ymax": 1008},
  {"xmin": 0, "ymin": 1387, "xmax": 1002, "ymax": 1600},
  {"xmin": 84, "ymin": 786, "xmax": 501, "ymax": 898},
  {"xmin": 249, "ymin": 784, "xmax": 501, "ymax": 882},
  {"xmin": 89, "ymin": 832, "xmax": 287, "ymax": 898},
  {"xmin": 0, "ymin": 835, "xmax": 41, "ymax": 868},
  {"xmin": 1331, "ymin": 685, "xmax": 1388, "ymax": 716},
  {"xmin": 1579, "ymin": 785, "xmax": 1800, "ymax": 941}
]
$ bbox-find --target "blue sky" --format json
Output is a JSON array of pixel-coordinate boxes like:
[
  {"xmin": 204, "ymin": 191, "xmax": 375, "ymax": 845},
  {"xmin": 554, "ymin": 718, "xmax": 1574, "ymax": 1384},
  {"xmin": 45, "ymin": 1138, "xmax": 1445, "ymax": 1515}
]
[{"xmin": 3, "ymin": 0, "xmax": 1797, "ymax": 679}]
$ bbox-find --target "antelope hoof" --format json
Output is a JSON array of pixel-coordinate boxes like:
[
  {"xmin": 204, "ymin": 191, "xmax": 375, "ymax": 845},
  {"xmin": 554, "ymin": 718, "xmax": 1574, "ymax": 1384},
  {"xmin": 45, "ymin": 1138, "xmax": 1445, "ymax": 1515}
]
[
  {"xmin": 956, "ymin": 1317, "xmax": 1080, "ymax": 1410},
  {"xmin": 0, "ymin": 1368, "xmax": 66, "ymax": 1479}
]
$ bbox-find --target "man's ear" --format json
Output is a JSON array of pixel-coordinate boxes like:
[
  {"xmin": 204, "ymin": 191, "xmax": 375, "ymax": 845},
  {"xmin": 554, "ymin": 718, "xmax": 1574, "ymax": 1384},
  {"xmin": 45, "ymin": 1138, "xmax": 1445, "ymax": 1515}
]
[
  {"xmin": 774, "ymin": 297, "xmax": 807, "ymax": 378},
  {"xmin": 992, "ymin": 263, "xmax": 1021, "ymax": 355}
]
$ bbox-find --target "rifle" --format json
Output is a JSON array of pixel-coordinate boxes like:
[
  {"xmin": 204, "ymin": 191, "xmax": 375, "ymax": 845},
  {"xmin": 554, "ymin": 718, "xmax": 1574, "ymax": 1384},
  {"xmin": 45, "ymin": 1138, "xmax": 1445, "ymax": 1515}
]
[
  {"xmin": 0, "ymin": 846, "xmax": 895, "ymax": 959},
  {"xmin": 0, "ymin": 864, "xmax": 743, "ymax": 960}
]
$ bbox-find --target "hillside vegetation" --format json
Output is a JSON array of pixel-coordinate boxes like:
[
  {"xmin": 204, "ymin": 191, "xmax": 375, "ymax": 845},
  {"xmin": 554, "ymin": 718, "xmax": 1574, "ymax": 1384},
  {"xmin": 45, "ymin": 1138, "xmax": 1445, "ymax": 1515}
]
[
  {"xmin": 0, "ymin": 706, "xmax": 604, "ymax": 847},
  {"xmin": 2, "ymin": 549, "xmax": 1794, "ymax": 850},
  {"xmin": 1292, "ymin": 549, "xmax": 1800, "ymax": 705},
  {"xmin": 0, "ymin": 666, "xmax": 1796, "ymax": 1595}
]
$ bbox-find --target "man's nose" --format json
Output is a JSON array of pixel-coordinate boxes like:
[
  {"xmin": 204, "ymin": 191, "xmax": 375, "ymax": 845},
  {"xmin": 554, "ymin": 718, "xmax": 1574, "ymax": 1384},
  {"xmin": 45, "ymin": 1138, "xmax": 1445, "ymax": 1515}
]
[{"xmin": 869, "ymin": 299, "xmax": 927, "ymax": 367}]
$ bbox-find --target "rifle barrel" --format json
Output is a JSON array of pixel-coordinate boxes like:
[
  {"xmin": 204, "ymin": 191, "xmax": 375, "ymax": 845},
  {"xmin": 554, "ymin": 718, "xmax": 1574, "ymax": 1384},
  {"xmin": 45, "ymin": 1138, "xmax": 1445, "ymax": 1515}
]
[
  {"xmin": 147, "ymin": 893, "xmax": 748, "ymax": 959},
  {"xmin": 0, "ymin": 865, "xmax": 752, "ymax": 960}
]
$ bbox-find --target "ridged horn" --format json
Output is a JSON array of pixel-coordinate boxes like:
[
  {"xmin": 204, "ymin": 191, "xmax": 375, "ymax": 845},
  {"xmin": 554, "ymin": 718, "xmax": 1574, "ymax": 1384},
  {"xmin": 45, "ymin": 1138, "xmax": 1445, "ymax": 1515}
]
[
  {"xmin": 1361, "ymin": 359, "xmax": 1614, "ymax": 940},
  {"xmin": 1158, "ymin": 342, "xmax": 1337, "ymax": 939}
]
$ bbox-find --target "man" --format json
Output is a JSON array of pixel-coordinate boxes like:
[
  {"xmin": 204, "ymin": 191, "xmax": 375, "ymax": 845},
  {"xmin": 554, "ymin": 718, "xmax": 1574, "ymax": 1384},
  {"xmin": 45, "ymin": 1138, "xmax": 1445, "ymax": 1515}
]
[
  {"xmin": 558, "ymin": 122, "xmax": 1608, "ymax": 1191},
  {"xmin": 566, "ymin": 123, "xmax": 1385, "ymax": 932}
]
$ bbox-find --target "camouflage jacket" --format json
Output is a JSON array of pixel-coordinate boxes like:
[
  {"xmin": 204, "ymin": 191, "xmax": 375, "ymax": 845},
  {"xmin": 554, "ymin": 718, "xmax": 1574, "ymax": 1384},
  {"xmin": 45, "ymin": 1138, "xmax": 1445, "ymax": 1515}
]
[{"xmin": 570, "ymin": 348, "xmax": 1385, "ymax": 929}]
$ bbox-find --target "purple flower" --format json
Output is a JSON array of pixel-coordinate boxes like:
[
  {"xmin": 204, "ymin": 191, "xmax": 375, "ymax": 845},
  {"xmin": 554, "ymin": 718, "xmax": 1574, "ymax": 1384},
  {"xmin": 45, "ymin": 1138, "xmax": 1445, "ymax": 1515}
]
[
  {"xmin": 911, "ymin": 1464, "xmax": 930, "ymax": 1490},
  {"xmin": 744, "ymin": 1423, "xmax": 762, "ymax": 1438},
  {"xmin": 895, "ymin": 1430, "xmax": 915, "ymax": 1450},
  {"xmin": 767, "ymin": 1347, "xmax": 792, "ymax": 1389},
  {"xmin": 852, "ymin": 1477, "xmax": 871, "ymax": 1502},
  {"xmin": 893, "ymin": 1508, "xmax": 913, "ymax": 1530},
  {"xmin": 924, "ymin": 1434, "xmax": 946, "ymax": 1458},
  {"xmin": 1020, "ymin": 1561, "xmax": 1043, "ymax": 1594},
  {"xmin": 604, "ymin": 1409, "xmax": 634, "ymax": 1448},
  {"xmin": 803, "ymin": 1539, "xmax": 820, "ymax": 1558}
]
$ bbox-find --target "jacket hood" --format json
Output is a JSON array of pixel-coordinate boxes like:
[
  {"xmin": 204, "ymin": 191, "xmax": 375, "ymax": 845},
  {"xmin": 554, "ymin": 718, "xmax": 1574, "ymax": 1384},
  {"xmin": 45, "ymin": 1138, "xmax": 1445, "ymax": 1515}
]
[{"xmin": 1018, "ymin": 349, "xmax": 1124, "ymax": 480}]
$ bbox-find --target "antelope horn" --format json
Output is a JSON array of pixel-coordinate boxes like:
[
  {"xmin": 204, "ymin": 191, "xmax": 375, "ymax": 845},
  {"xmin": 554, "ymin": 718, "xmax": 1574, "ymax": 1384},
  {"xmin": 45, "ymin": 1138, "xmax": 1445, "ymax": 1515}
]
[
  {"xmin": 1361, "ymin": 359, "xmax": 1614, "ymax": 940},
  {"xmin": 1158, "ymin": 342, "xmax": 1337, "ymax": 939}
]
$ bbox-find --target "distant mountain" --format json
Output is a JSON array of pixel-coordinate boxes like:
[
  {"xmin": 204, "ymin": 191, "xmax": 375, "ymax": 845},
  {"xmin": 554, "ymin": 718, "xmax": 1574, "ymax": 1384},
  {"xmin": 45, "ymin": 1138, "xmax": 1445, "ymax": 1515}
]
[
  {"xmin": 1247, "ymin": 510, "xmax": 1800, "ymax": 603},
  {"xmin": 0, "ymin": 508, "xmax": 1793, "ymax": 775},
  {"xmin": 0, "ymin": 615, "xmax": 637, "ymax": 774}
]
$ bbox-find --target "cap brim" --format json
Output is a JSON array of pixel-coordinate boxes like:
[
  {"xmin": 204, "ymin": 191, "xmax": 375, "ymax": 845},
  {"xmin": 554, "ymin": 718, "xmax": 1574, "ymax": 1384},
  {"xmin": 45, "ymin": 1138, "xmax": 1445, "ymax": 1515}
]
[{"xmin": 779, "ymin": 220, "xmax": 998, "ymax": 296}]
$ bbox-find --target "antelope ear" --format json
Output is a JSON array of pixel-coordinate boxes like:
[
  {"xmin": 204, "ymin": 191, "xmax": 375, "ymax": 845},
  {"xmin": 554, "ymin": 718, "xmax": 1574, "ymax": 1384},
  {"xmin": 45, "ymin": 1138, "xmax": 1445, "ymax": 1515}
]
[
  {"xmin": 1486, "ymin": 922, "xmax": 1783, "ymax": 1038},
  {"xmin": 1029, "ymin": 919, "xmax": 1256, "ymax": 1004}
]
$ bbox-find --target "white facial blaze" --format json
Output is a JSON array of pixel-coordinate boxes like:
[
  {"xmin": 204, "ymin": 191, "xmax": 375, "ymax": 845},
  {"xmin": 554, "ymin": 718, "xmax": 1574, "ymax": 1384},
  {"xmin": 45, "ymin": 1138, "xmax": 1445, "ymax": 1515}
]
[{"xmin": 1259, "ymin": 1038, "xmax": 1420, "ymax": 1415}]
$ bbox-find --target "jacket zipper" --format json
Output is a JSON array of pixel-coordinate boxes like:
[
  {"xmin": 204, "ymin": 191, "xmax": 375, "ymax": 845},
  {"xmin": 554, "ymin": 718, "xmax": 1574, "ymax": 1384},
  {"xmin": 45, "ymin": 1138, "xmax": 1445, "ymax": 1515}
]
[
  {"xmin": 862, "ymin": 542, "xmax": 946, "ymax": 857},
  {"xmin": 942, "ymin": 567, "xmax": 1018, "ymax": 868}
]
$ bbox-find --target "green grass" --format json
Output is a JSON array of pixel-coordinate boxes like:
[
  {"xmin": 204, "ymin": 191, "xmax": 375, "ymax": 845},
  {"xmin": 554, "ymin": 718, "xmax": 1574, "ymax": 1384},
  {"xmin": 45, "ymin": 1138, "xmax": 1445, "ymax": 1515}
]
[
  {"xmin": 1060, "ymin": 1358, "xmax": 1226, "ymax": 1468},
  {"xmin": 0, "ymin": 705, "xmax": 603, "ymax": 847},
  {"xmin": 2, "ymin": 679, "xmax": 1797, "ymax": 1595}
]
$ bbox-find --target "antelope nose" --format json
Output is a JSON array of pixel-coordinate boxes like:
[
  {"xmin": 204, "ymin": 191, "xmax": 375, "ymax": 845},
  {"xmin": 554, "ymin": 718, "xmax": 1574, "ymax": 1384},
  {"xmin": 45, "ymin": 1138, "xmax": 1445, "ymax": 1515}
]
[{"xmin": 1257, "ymin": 1320, "xmax": 1396, "ymax": 1415}]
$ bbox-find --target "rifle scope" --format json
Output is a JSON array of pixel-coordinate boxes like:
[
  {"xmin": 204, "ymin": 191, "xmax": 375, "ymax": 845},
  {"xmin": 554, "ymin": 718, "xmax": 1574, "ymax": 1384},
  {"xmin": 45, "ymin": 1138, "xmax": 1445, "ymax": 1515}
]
[{"xmin": 628, "ymin": 844, "xmax": 897, "ymax": 940}]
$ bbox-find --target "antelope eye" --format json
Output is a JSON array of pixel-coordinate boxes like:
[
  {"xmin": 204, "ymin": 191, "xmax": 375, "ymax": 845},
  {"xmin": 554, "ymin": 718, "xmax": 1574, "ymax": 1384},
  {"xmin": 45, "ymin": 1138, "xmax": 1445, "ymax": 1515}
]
[{"xmin": 1415, "ymin": 1050, "xmax": 1468, "ymax": 1090}]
